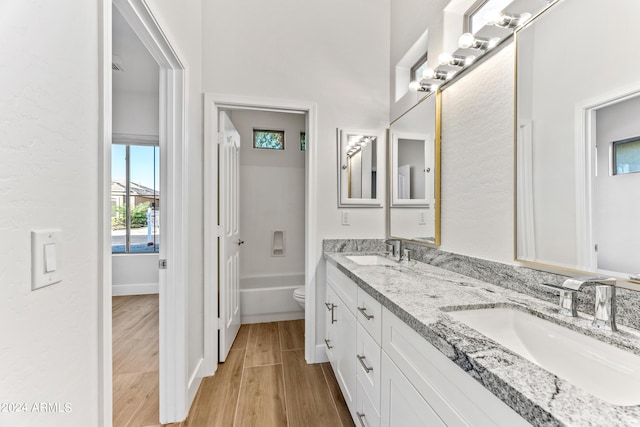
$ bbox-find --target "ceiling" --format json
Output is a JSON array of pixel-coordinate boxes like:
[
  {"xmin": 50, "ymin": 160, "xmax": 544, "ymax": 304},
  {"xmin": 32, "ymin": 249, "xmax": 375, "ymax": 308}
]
[{"xmin": 112, "ymin": 6, "xmax": 159, "ymax": 93}]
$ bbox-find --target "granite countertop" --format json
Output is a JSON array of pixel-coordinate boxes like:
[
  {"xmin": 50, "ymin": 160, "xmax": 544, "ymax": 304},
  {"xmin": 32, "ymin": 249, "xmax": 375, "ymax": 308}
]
[{"xmin": 324, "ymin": 251, "xmax": 640, "ymax": 427}]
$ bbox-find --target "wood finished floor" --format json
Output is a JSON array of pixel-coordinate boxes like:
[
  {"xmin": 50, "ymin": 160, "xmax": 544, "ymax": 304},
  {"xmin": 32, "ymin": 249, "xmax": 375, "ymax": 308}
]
[{"xmin": 113, "ymin": 295, "xmax": 353, "ymax": 427}]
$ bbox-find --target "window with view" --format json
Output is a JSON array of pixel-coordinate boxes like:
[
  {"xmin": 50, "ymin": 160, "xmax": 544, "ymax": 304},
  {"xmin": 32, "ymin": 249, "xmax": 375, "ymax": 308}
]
[
  {"xmin": 613, "ymin": 136, "xmax": 640, "ymax": 175},
  {"xmin": 112, "ymin": 143, "xmax": 160, "ymax": 253},
  {"xmin": 466, "ymin": 0, "xmax": 512, "ymax": 34},
  {"xmin": 410, "ymin": 52, "xmax": 428, "ymax": 82},
  {"xmin": 254, "ymin": 129, "xmax": 285, "ymax": 150}
]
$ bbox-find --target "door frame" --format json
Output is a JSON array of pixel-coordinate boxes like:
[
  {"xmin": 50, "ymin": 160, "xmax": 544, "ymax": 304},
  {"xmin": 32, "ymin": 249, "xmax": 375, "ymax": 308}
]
[
  {"xmin": 203, "ymin": 94, "xmax": 319, "ymax": 375},
  {"xmin": 574, "ymin": 84, "xmax": 640, "ymax": 271},
  {"xmin": 99, "ymin": 0, "xmax": 190, "ymax": 424}
]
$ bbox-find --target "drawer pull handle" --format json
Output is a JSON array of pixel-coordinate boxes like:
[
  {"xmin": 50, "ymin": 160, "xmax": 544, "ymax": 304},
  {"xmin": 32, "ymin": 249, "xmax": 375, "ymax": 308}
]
[
  {"xmin": 356, "ymin": 412, "xmax": 366, "ymax": 427},
  {"xmin": 325, "ymin": 302, "xmax": 336, "ymax": 323},
  {"xmin": 357, "ymin": 354, "xmax": 373, "ymax": 373},
  {"xmin": 324, "ymin": 339, "xmax": 333, "ymax": 349},
  {"xmin": 357, "ymin": 306, "xmax": 374, "ymax": 320}
]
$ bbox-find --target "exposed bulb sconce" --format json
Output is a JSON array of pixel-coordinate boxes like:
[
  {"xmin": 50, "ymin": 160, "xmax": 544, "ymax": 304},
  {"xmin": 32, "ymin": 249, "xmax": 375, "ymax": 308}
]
[
  {"xmin": 437, "ymin": 52, "xmax": 476, "ymax": 67},
  {"xmin": 484, "ymin": 9, "xmax": 532, "ymax": 28},
  {"xmin": 408, "ymin": 80, "xmax": 440, "ymax": 93},
  {"xmin": 421, "ymin": 67, "xmax": 455, "ymax": 81},
  {"xmin": 458, "ymin": 33, "xmax": 500, "ymax": 50},
  {"xmin": 346, "ymin": 135, "xmax": 376, "ymax": 157}
]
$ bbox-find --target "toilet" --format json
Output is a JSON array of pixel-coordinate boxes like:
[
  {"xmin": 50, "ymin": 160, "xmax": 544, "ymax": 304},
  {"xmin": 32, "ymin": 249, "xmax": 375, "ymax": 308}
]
[{"xmin": 293, "ymin": 286, "xmax": 305, "ymax": 310}]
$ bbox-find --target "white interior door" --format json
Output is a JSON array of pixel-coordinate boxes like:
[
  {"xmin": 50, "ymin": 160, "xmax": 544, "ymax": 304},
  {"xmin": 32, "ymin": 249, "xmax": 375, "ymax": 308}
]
[{"xmin": 219, "ymin": 111, "xmax": 241, "ymax": 362}]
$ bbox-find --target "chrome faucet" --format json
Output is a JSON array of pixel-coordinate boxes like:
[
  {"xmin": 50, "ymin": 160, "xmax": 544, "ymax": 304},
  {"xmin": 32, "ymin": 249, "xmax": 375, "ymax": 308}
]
[
  {"xmin": 385, "ymin": 239, "xmax": 401, "ymax": 262},
  {"xmin": 543, "ymin": 276, "xmax": 617, "ymax": 331},
  {"xmin": 563, "ymin": 277, "xmax": 617, "ymax": 331}
]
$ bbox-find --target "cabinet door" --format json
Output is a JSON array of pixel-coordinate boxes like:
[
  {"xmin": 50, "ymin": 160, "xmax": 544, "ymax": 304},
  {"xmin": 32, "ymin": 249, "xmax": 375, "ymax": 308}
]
[
  {"xmin": 325, "ymin": 285, "xmax": 338, "ymax": 367},
  {"xmin": 335, "ymin": 298, "xmax": 358, "ymax": 416},
  {"xmin": 381, "ymin": 353, "xmax": 446, "ymax": 427}
]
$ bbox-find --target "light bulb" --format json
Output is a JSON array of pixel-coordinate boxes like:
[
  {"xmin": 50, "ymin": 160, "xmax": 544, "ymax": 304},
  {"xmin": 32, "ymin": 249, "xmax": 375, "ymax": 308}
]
[
  {"xmin": 484, "ymin": 9, "xmax": 503, "ymax": 26},
  {"xmin": 408, "ymin": 80, "xmax": 422, "ymax": 92},
  {"xmin": 437, "ymin": 53, "xmax": 453, "ymax": 66},
  {"xmin": 421, "ymin": 68, "xmax": 436, "ymax": 80},
  {"xmin": 488, "ymin": 37, "xmax": 501, "ymax": 49},
  {"xmin": 458, "ymin": 33, "xmax": 475, "ymax": 49}
]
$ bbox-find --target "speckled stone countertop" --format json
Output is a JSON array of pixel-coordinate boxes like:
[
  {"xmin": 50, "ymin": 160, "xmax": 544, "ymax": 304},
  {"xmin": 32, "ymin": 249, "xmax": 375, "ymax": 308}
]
[{"xmin": 324, "ymin": 251, "xmax": 640, "ymax": 427}]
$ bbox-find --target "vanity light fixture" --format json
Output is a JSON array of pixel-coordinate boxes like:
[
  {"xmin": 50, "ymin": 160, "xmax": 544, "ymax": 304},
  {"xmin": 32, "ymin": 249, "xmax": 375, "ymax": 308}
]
[
  {"xmin": 437, "ymin": 52, "xmax": 476, "ymax": 67},
  {"xmin": 346, "ymin": 135, "xmax": 375, "ymax": 157},
  {"xmin": 421, "ymin": 67, "xmax": 454, "ymax": 81},
  {"xmin": 408, "ymin": 81, "xmax": 440, "ymax": 93},
  {"xmin": 484, "ymin": 9, "xmax": 532, "ymax": 28},
  {"xmin": 458, "ymin": 33, "xmax": 501, "ymax": 50}
]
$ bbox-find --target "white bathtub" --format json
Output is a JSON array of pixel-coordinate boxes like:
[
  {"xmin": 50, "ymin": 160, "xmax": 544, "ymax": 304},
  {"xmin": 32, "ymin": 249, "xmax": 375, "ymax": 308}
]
[{"xmin": 240, "ymin": 273, "xmax": 305, "ymax": 324}]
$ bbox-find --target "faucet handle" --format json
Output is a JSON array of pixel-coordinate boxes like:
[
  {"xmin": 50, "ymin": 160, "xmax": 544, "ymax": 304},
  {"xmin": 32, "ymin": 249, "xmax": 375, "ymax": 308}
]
[
  {"xmin": 593, "ymin": 285, "xmax": 617, "ymax": 331},
  {"xmin": 542, "ymin": 283, "xmax": 578, "ymax": 317}
]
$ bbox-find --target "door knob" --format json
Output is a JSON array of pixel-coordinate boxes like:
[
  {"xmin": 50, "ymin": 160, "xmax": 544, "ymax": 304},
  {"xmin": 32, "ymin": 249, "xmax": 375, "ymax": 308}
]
[{"xmin": 237, "ymin": 239, "xmax": 245, "ymax": 246}]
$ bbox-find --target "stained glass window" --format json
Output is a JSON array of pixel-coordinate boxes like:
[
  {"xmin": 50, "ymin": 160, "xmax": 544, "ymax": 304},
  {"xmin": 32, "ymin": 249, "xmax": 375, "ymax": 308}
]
[{"xmin": 254, "ymin": 129, "xmax": 285, "ymax": 150}]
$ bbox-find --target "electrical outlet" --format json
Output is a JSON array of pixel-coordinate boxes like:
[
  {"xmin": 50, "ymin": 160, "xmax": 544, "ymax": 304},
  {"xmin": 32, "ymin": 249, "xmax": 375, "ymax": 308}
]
[{"xmin": 341, "ymin": 211, "xmax": 350, "ymax": 226}]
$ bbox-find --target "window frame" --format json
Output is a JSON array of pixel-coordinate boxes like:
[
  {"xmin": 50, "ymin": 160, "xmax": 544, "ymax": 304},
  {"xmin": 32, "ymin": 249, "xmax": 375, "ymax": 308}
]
[
  {"xmin": 410, "ymin": 52, "xmax": 429, "ymax": 82},
  {"xmin": 112, "ymin": 135, "xmax": 160, "ymax": 254},
  {"xmin": 612, "ymin": 136, "xmax": 640, "ymax": 175}
]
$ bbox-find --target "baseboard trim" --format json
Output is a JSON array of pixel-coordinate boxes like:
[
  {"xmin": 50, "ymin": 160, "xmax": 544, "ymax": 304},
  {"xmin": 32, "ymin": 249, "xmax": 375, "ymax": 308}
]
[
  {"xmin": 241, "ymin": 311, "xmax": 304, "ymax": 325},
  {"xmin": 112, "ymin": 283, "xmax": 159, "ymax": 296},
  {"xmin": 314, "ymin": 344, "xmax": 329, "ymax": 364},
  {"xmin": 187, "ymin": 357, "xmax": 204, "ymax": 412}
]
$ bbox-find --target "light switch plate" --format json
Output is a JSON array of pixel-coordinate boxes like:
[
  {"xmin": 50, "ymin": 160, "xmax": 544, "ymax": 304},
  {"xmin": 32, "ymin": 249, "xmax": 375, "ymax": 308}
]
[
  {"xmin": 341, "ymin": 211, "xmax": 350, "ymax": 226},
  {"xmin": 31, "ymin": 230, "xmax": 62, "ymax": 290}
]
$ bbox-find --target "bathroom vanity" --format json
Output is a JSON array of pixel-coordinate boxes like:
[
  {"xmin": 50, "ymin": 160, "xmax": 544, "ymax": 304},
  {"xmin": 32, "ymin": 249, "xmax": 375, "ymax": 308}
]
[{"xmin": 323, "ymin": 249, "xmax": 640, "ymax": 427}]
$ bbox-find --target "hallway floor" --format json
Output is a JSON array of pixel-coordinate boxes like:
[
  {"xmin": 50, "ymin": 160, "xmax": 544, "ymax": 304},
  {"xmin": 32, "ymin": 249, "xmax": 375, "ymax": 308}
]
[
  {"xmin": 113, "ymin": 295, "xmax": 353, "ymax": 427},
  {"xmin": 183, "ymin": 321, "xmax": 354, "ymax": 427}
]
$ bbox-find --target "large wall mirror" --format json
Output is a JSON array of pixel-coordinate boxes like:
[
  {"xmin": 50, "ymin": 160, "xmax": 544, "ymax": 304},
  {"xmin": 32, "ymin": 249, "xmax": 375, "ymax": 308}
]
[
  {"xmin": 388, "ymin": 92, "xmax": 441, "ymax": 244},
  {"xmin": 338, "ymin": 129, "xmax": 383, "ymax": 207},
  {"xmin": 515, "ymin": 0, "xmax": 640, "ymax": 282}
]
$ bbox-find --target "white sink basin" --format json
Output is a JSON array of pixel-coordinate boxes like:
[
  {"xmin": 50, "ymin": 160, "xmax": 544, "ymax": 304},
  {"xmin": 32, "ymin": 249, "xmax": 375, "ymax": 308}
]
[
  {"xmin": 345, "ymin": 255, "xmax": 396, "ymax": 266},
  {"xmin": 449, "ymin": 307, "xmax": 640, "ymax": 406}
]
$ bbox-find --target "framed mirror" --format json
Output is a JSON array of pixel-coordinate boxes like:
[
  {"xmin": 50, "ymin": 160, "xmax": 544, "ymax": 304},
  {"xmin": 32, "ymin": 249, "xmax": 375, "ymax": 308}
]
[
  {"xmin": 515, "ymin": 0, "xmax": 640, "ymax": 283},
  {"xmin": 338, "ymin": 129, "xmax": 383, "ymax": 207},
  {"xmin": 388, "ymin": 92, "xmax": 441, "ymax": 244}
]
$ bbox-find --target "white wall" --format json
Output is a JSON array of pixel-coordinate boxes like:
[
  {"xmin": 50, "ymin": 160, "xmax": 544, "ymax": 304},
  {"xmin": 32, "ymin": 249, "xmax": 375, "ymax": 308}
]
[
  {"xmin": 0, "ymin": 1, "xmax": 99, "ymax": 426},
  {"xmin": 112, "ymin": 254, "xmax": 160, "ymax": 295},
  {"xmin": 594, "ymin": 96, "xmax": 640, "ymax": 274},
  {"xmin": 146, "ymin": 0, "xmax": 205, "ymax": 404},
  {"xmin": 202, "ymin": 0, "xmax": 390, "ymax": 353},
  {"xmin": 228, "ymin": 110, "xmax": 306, "ymax": 279},
  {"xmin": 392, "ymin": 0, "xmax": 516, "ymax": 264},
  {"xmin": 112, "ymin": 91, "xmax": 159, "ymax": 136}
]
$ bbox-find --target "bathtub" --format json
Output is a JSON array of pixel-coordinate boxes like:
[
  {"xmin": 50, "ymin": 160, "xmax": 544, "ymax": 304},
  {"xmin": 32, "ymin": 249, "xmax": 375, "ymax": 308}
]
[{"xmin": 240, "ymin": 273, "xmax": 305, "ymax": 324}]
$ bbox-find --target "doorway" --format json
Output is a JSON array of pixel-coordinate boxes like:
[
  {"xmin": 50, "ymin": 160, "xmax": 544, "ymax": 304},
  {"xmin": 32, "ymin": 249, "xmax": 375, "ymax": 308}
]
[
  {"xmin": 100, "ymin": 0, "xmax": 189, "ymax": 424},
  {"xmin": 204, "ymin": 95, "xmax": 319, "ymax": 375}
]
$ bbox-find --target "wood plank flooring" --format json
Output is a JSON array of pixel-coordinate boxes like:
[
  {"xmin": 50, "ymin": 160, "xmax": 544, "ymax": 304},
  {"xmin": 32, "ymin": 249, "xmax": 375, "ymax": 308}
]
[
  {"xmin": 185, "ymin": 321, "xmax": 355, "ymax": 427},
  {"xmin": 113, "ymin": 295, "xmax": 353, "ymax": 427}
]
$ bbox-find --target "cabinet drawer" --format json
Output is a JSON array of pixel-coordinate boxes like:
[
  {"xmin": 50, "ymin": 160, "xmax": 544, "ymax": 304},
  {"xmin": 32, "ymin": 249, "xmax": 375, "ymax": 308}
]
[
  {"xmin": 382, "ymin": 308, "xmax": 530, "ymax": 427},
  {"xmin": 357, "ymin": 288, "xmax": 382, "ymax": 345},
  {"xmin": 356, "ymin": 378, "xmax": 381, "ymax": 427},
  {"xmin": 356, "ymin": 323, "xmax": 381, "ymax": 411},
  {"xmin": 327, "ymin": 263, "xmax": 357, "ymax": 316}
]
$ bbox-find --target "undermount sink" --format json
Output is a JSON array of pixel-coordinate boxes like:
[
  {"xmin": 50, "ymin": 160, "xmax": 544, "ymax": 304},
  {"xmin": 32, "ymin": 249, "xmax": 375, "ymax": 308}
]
[
  {"xmin": 449, "ymin": 307, "xmax": 640, "ymax": 406},
  {"xmin": 345, "ymin": 255, "xmax": 396, "ymax": 266}
]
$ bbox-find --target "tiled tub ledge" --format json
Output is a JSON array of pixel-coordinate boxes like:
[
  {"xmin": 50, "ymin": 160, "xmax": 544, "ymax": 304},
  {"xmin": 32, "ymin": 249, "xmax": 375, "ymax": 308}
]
[{"xmin": 323, "ymin": 249, "xmax": 640, "ymax": 427}]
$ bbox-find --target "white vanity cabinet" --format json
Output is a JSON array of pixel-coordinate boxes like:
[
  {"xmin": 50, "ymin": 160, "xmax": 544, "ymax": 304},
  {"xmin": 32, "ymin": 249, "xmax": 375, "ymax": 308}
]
[
  {"xmin": 381, "ymin": 308, "xmax": 531, "ymax": 427},
  {"xmin": 326, "ymin": 264, "xmax": 358, "ymax": 417},
  {"xmin": 325, "ymin": 261, "xmax": 529, "ymax": 427}
]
